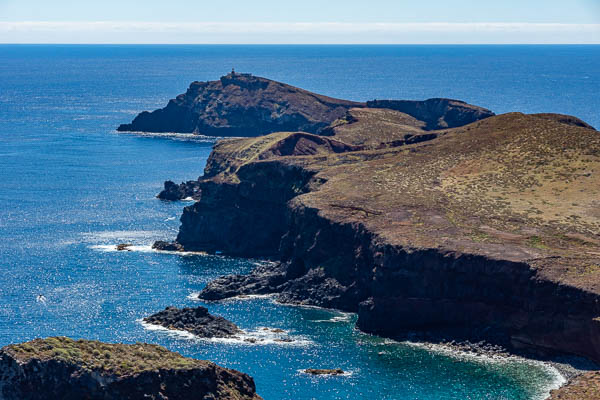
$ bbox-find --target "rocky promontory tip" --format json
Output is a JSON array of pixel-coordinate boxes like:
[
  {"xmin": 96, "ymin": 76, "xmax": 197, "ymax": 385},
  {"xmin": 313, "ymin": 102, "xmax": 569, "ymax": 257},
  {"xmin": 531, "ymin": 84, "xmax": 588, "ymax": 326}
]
[
  {"xmin": 143, "ymin": 306, "xmax": 241, "ymax": 338},
  {"xmin": 118, "ymin": 72, "xmax": 362, "ymax": 136},
  {"xmin": 0, "ymin": 337, "xmax": 261, "ymax": 400}
]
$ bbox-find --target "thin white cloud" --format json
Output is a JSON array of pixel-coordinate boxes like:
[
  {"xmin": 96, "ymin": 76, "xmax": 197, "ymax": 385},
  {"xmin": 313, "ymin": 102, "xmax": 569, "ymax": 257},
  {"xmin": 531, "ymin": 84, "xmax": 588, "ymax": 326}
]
[{"xmin": 1, "ymin": 22, "xmax": 599, "ymax": 43}]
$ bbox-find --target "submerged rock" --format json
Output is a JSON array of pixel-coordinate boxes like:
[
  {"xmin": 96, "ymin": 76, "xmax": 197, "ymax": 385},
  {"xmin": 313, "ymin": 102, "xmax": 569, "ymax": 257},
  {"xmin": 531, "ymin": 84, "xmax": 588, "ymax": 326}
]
[
  {"xmin": 116, "ymin": 243, "xmax": 132, "ymax": 251},
  {"xmin": 143, "ymin": 306, "xmax": 241, "ymax": 338},
  {"xmin": 304, "ymin": 368, "xmax": 345, "ymax": 375},
  {"xmin": 0, "ymin": 337, "xmax": 261, "ymax": 400}
]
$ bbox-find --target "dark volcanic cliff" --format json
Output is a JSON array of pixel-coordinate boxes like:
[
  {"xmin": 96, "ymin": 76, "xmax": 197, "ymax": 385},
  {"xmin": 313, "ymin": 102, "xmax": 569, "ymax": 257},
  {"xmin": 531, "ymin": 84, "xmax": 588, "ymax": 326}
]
[
  {"xmin": 0, "ymin": 337, "xmax": 261, "ymax": 400},
  {"xmin": 160, "ymin": 107, "xmax": 600, "ymax": 368},
  {"xmin": 118, "ymin": 73, "xmax": 362, "ymax": 136}
]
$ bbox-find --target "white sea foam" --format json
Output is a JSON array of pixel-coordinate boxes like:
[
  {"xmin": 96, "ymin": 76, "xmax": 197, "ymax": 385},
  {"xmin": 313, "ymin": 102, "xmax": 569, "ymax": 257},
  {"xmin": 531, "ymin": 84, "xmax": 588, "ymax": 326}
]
[
  {"xmin": 388, "ymin": 339, "xmax": 566, "ymax": 400},
  {"xmin": 89, "ymin": 244, "xmax": 207, "ymax": 256},
  {"xmin": 139, "ymin": 320, "xmax": 313, "ymax": 347},
  {"xmin": 115, "ymin": 131, "xmax": 221, "ymax": 143},
  {"xmin": 181, "ymin": 197, "xmax": 196, "ymax": 202},
  {"xmin": 89, "ymin": 244, "xmax": 155, "ymax": 253},
  {"xmin": 139, "ymin": 319, "xmax": 197, "ymax": 340},
  {"xmin": 190, "ymin": 293, "xmax": 276, "ymax": 302},
  {"xmin": 82, "ymin": 230, "xmax": 163, "ymax": 242},
  {"xmin": 186, "ymin": 292, "xmax": 202, "ymax": 300},
  {"xmin": 310, "ymin": 312, "xmax": 353, "ymax": 323}
]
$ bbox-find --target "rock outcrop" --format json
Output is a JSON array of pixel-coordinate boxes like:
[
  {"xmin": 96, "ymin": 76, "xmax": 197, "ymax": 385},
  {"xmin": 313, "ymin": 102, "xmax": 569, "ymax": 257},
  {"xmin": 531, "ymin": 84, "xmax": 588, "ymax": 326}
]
[
  {"xmin": 303, "ymin": 368, "xmax": 345, "ymax": 376},
  {"xmin": 157, "ymin": 180, "xmax": 201, "ymax": 201},
  {"xmin": 152, "ymin": 241, "xmax": 184, "ymax": 252},
  {"xmin": 118, "ymin": 72, "xmax": 362, "ymax": 136},
  {"xmin": 143, "ymin": 306, "xmax": 241, "ymax": 338},
  {"xmin": 0, "ymin": 337, "xmax": 261, "ymax": 400}
]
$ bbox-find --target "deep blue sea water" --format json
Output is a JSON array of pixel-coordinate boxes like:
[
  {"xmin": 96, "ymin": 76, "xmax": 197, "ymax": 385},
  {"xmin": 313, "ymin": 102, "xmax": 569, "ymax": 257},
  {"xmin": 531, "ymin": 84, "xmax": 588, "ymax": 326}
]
[{"xmin": 1, "ymin": 45, "xmax": 599, "ymax": 399}]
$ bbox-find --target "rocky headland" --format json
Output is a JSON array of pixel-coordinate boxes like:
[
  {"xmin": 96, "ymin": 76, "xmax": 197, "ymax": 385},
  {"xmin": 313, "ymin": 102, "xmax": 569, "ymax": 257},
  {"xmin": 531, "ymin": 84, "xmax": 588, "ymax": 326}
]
[
  {"xmin": 143, "ymin": 306, "xmax": 241, "ymax": 338},
  {"xmin": 0, "ymin": 337, "xmax": 261, "ymax": 400},
  {"xmin": 117, "ymin": 72, "xmax": 361, "ymax": 136},
  {"xmin": 139, "ymin": 75, "xmax": 599, "ymax": 395},
  {"xmin": 117, "ymin": 72, "xmax": 493, "ymax": 139}
]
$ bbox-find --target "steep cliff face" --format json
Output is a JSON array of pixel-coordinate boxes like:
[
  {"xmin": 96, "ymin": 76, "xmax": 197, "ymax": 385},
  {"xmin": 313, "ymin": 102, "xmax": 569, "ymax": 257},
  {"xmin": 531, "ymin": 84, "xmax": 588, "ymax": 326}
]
[
  {"xmin": 176, "ymin": 161, "xmax": 316, "ymax": 257},
  {"xmin": 118, "ymin": 73, "xmax": 362, "ymax": 136},
  {"xmin": 165, "ymin": 111, "xmax": 600, "ymax": 365},
  {"xmin": 0, "ymin": 337, "xmax": 261, "ymax": 400},
  {"xmin": 200, "ymin": 201, "xmax": 600, "ymax": 362}
]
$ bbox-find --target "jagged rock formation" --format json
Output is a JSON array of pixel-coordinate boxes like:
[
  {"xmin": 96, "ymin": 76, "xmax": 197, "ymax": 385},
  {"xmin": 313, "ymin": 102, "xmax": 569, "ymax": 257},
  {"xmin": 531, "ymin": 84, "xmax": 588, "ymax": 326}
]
[
  {"xmin": 0, "ymin": 337, "xmax": 261, "ymax": 400},
  {"xmin": 118, "ymin": 73, "xmax": 362, "ymax": 136},
  {"xmin": 143, "ymin": 306, "xmax": 241, "ymax": 338}
]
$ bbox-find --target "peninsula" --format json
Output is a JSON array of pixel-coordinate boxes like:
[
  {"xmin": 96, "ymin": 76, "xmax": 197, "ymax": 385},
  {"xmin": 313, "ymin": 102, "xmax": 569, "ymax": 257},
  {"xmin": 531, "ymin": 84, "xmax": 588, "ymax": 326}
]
[{"xmin": 123, "ymin": 73, "xmax": 600, "ymax": 396}]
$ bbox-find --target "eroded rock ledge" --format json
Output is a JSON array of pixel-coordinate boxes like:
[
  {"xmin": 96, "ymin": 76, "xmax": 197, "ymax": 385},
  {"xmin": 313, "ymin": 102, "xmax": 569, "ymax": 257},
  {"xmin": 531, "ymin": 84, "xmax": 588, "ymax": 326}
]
[{"xmin": 0, "ymin": 337, "xmax": 261, "ymax": 400}]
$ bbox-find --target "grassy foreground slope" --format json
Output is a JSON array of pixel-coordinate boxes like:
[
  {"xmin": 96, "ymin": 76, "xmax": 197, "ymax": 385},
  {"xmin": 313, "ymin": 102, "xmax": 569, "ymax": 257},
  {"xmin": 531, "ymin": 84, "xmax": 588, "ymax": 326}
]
[{"xmin": 0, "ymin": 337, "xmax": 261, "ymax": 400}]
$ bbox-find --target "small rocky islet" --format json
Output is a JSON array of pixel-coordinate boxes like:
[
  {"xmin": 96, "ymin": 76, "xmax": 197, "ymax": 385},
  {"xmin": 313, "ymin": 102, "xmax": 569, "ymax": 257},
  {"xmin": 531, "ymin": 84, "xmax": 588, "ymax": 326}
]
[{"xmin": 143, "ymin": 306, "xmax": 241, "ymax": 338}]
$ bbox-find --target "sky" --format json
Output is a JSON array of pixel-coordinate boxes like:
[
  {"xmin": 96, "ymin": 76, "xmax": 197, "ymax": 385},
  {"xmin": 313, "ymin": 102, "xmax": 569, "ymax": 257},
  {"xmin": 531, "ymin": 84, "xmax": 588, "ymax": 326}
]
[{"xmin": 1, "ymin": 0, "xmax": 599, "ymax": 44}]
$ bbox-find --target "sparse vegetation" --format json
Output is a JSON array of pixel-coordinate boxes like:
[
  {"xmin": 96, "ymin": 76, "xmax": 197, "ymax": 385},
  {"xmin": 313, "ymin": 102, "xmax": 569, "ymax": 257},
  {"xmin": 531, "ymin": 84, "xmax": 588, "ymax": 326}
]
[{"xmin": 6, "ymin": 337, "xmax": 204, "ymax": 376}]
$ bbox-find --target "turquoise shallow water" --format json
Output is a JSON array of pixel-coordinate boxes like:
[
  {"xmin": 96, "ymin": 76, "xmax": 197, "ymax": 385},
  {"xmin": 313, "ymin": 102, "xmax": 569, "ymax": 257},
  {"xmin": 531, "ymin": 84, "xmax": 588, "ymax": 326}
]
[{"xmin": 1, "ymin": 45, "xmax": 599, "ymax": 399}]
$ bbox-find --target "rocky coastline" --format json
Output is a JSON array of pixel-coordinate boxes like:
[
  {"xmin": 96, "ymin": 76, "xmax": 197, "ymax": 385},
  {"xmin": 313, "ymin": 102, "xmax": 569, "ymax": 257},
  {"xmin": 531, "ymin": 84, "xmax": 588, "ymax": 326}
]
[
  {"xmin": 128, "ymin": 75, "xmax": 600, "ymax": 396},
  {"xmin": 0, "ymin": 337, "xmax": 261, "ymax": 400}
]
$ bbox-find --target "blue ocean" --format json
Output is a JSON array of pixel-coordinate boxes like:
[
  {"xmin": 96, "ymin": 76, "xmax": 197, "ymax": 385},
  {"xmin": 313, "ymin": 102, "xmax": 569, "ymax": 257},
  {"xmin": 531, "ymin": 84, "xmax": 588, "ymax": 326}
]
[{"xmin": 1, "ymin": 45, "xmax": 599, "ymax": 399}]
